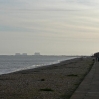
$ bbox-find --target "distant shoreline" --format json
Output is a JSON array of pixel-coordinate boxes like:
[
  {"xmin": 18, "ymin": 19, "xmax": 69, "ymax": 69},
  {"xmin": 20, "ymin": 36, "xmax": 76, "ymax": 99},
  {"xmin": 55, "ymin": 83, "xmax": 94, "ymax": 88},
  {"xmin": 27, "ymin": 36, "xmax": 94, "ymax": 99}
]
[{"xmin": 0, "ymin": 54, "xmax": 86, "ymax": 57}]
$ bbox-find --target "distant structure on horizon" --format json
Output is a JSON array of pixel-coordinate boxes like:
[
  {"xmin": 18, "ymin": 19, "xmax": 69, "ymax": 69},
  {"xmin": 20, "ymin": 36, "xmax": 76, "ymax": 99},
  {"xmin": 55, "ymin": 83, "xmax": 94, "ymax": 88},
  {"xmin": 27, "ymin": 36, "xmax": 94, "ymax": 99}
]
[
  {"xmin": 15, "ymin": 53, "xmax": 21, "ymax": 56},
  {"xmin": 15, "ymin": 53, "xmax": 27, "ymax": 56},
  {"xmin": 22, "ymin": 53, "xmax": 27, "ymax": 55},
  {"xmin": 34, "ymin": 52, "xmax": 40, "ymax": 55}
]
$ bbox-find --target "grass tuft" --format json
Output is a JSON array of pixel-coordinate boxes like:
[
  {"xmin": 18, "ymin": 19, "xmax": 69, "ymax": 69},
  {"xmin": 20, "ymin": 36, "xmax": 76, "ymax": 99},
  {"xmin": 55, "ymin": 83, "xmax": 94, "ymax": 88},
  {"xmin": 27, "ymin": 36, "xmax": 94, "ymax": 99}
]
[
  {"xmin": 39, "ymin": 88, "xmax": 53, "ymax": 91},
  {"xmin": 67, "ymin": 74, "xmax": 78, "ymax": 77},
  {"xmin": 41, "ymin": 79, "xmax": 45, "ymax": 81}
]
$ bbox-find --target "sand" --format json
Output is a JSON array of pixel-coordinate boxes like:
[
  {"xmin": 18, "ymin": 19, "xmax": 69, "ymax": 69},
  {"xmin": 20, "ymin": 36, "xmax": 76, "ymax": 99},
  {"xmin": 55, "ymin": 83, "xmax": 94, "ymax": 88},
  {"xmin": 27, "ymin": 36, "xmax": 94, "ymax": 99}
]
[{"xmin": 0, "ymin": 57, "xmax": 94, "ymax": 99}]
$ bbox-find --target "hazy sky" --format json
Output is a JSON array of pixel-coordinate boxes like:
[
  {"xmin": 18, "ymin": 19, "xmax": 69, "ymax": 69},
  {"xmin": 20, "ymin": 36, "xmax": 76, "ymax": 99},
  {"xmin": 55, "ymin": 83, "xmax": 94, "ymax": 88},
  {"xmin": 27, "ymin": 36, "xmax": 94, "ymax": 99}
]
[{"xmin": 0, "ymin": 0, "xmax": 99, "ymax": 55}]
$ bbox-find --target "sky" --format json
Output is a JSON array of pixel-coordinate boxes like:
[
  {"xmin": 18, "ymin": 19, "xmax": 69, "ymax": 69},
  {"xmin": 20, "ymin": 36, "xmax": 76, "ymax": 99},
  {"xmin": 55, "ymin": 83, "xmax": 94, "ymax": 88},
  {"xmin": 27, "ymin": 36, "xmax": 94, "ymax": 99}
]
[{"xmin": 0, "ymin": 0, "xmax": 99, "ymax": 55}]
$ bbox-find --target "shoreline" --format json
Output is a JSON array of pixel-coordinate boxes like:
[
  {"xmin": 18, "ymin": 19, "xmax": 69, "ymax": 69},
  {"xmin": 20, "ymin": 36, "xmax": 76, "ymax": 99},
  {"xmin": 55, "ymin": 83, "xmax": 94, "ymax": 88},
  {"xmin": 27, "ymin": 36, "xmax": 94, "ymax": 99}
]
[
  {"xmin": 0, "ymin": 56, "xmax": 77, "ymax": 75},
  {"xmin": 8, "ymin": 57, "xmax": 79, "ymax": 75},
  {"xmin": 0, "ymin": 57, "xmax": 77, "ymax": 75},
  {"xmin": 0, "ymin": 57, "xmax": 94, "ymax": 99}
]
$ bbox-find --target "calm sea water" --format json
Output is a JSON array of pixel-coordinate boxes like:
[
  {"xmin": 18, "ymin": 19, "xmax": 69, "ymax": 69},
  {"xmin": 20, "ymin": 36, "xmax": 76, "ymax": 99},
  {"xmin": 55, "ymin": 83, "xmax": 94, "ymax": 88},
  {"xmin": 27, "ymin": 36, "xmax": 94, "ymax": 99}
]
[{"xmin": 0, "ymin": 55, "xmax": 76, "ymax": 75}]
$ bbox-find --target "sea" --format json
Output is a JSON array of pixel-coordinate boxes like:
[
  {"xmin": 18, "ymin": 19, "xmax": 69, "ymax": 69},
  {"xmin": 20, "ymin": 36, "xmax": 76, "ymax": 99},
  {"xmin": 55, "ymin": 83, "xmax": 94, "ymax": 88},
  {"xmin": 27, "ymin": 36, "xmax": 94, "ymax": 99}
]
[{"xmin": 0, "ymin": 55, "xmax": 77, "ymax": 75}]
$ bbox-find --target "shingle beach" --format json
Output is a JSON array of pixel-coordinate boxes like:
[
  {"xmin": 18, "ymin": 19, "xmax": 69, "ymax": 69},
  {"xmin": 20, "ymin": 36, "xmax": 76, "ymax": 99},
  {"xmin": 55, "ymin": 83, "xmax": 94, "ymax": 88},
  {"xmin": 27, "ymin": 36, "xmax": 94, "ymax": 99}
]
[{"xmin": 0, "ymin": 57, "xmax": 94, "ymax": 99}]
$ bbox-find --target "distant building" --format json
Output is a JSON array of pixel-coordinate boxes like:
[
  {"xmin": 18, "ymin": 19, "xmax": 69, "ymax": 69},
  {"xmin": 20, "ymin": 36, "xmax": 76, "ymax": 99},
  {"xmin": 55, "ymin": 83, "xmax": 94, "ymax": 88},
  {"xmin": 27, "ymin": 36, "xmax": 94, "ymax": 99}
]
[
  {"xmin": 94, "ymin": 52, "xmax": 99, "ymax": 57},
  {"xmin": 22, "ymin": 53, "xmax": 27, "ymax": 55},
  {"xmin": 15, "ymin": 53, "xmax": 21, "ymax": 56},
  {"xmin": 34, "ymin": 52, "xmax": 40, "ymax": 55}
]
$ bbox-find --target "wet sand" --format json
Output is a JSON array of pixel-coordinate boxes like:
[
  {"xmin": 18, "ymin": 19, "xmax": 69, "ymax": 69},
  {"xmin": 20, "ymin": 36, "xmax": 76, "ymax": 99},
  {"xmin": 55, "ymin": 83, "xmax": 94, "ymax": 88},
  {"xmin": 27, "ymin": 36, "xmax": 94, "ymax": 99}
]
[{"xmin": 0, "ymin": 57, "xmax": 94, "ymax": 99}]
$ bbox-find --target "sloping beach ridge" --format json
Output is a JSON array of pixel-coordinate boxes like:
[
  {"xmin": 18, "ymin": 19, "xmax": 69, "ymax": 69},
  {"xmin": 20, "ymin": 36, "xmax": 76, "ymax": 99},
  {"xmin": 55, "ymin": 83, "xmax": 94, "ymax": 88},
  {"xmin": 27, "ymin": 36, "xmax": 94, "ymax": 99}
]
[{"xmin": 0, "ymin": 57, "xmax": 94, "ymax": 99}]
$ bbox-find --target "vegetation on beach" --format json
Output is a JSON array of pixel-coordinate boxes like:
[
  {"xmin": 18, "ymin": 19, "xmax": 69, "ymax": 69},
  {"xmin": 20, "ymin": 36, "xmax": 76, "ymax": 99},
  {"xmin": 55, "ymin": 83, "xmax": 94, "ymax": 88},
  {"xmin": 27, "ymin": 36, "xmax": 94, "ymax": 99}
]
[
  {"xmin": 40, "ymin": 78, "xmax": 45, "ymax": 81},
  {"xmin": 39, "ymin": 88, "xmax": 54, "ymax": 91},
  {"xmin": 67, "ymin": 74, "xmax": 78, "ymax": 77}
]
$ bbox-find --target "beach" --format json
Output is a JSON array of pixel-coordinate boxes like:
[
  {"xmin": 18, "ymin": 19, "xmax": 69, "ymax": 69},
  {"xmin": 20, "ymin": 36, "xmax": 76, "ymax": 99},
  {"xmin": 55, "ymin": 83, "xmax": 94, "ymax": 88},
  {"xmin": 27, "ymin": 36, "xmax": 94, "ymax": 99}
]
[{"xmin": 0, "ymin": 57, "xmax": 94, "ymax": 99}]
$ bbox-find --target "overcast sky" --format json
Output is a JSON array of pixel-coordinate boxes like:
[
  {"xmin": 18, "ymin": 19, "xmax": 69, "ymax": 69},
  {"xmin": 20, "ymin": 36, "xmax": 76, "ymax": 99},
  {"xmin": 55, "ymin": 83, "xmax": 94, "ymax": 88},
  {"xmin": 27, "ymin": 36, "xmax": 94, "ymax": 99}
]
[{"xmin": 0, "ymin": 0, "xmax": 99, "ymax": 55}]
